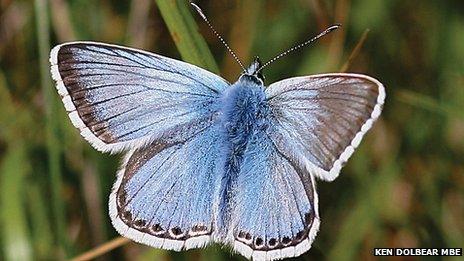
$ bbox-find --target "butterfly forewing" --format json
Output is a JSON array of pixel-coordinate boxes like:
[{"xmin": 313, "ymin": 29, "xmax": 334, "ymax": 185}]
[
  {"xmin": 50, "ymin": 42, "xmax": 229, "ymax": 153},
  {"xmin": 265, "ymin": 73, "xmax": 385, "ymax": 181}
]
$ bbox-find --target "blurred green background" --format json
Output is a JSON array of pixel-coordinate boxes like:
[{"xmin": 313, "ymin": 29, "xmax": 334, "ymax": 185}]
[{"xmin": 0, "ymin": 0, "xmax": 463, "ymax": 260}]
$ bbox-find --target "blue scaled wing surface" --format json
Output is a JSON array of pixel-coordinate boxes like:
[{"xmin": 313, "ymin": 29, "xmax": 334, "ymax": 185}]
[
  {"xmin": 231, "ymin": 130, "xmax": 320, "ymax": 260},
  {"xmin": 265, "ymin": 73, "xmax": 385, "ymax": 181},
  {"xmin": 50, "ymin": 42, "xmax": 228, "ymax": 153},
  {"xmin": 109, "ymin": 123, "xmax": 224, "ymax": 251},
  {"xmin": 49, "ymin": 42, "xmax": 229, "ymax": 250}
]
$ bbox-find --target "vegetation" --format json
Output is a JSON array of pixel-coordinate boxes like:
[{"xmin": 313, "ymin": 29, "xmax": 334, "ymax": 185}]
[{"xmin": 0, "ymin": 0, "xmax": 462, "ymax": 260}]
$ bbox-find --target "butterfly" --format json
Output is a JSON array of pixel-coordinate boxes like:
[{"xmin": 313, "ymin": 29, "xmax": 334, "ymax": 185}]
[{"xmin": 49, "ymin": 27, "xmax": 385, "ymax": 260}]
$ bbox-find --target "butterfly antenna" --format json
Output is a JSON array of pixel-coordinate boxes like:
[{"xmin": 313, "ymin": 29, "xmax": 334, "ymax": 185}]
[
  {"xmin": 256, "ymin": 24, "xmax": 341, "ymax": 73},
  {"xmin": 190, "ymin": 2, "xmax": 246, "ymax": 72}
]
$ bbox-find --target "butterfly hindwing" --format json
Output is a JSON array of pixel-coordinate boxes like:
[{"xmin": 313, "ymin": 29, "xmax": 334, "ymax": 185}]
[
  {"xmin": 109, "ymin": 121, "xmax": 224, "ymax": 250},
  {"xmin": 265, "ymin": 73, "xmax": 385, "ymax": 181},
  {"xmin": 50, "ymin": 42, "xmax": 229, "ymax": 153},
  {"xmin": 231, "ymin": 130, "xmax": 319, "ymax": 260}
]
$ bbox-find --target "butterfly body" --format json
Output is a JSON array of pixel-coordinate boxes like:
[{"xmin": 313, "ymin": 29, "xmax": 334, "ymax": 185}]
[
  {"xmin": 50, "ymin": 42, "xmax": 385, "ymax": 260},
  {"xmin": 219, "ymin": 74, "xmax": 268, "ymax": 164},
  {"xmin": 215, "ymin": 67, "xmax": 270, "ymax": 238}
]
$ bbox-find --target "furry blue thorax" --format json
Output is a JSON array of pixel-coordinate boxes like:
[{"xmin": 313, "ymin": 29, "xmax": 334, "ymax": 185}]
[{"xmin": 221, "ymin": 75, "xmax": 268, "ymax": 158}]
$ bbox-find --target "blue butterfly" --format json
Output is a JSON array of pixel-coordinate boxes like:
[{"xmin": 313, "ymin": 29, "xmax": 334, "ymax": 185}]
[{"xmin": 49, "ymin": 27, "xmax": 384, "ymax": 260}]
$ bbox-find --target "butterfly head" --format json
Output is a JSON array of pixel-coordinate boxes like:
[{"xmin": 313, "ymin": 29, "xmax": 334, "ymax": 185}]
[{"xmin": 240, "ymin": 57, "xmax": 265, "ymax": 85}]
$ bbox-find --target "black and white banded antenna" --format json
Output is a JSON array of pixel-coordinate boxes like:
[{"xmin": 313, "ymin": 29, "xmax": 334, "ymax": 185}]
[
  {"xmin": 190, "ymin": 2, "xmax": 246, "ymax": 72},
  {"xmin": 256, "ymin": 24, "xmax": 342, "ymax": 73}
]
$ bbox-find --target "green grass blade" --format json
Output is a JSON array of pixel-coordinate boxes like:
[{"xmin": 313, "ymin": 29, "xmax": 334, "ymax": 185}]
[
  {"xmin": 26, "ymin": 184, "xmax": 54, "ymax": 259},
  {"xmin": 0, "ymin": 143, "xmax": 33, "ymax": 261},
  {"xmin": 34, "ymin": 0, "xmax": 69, "ymax": 257},
  {"xmin": 394, "ymin": 89, "xmax": 460, "ymax": 118},
  {"xmin": 0, "ymin": 71, "xmax": 54, "ymax": 260},
  {"xmin": 155, "ymin": 0, "xmax": 219, "ymax": 73},
  {"xmin": 0, "ymin": 73, "xmax": 16, "ymax": 139}
]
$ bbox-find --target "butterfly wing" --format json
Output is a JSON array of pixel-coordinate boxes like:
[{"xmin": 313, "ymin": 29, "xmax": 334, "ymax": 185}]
[
  {"xmin": 50, "ymin": 42, "xmax": 228, "ymax": 153},
  {"xmin": 109, "ymin": 121, "xmax": 224, "ymax": 250},
  {"xmin": 265, "ymin": 73, "xmax": 385, "ymax": 181},
  {"xmin": 230, "ymin": 131, "xmax": 319, "ymax": 260}
]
